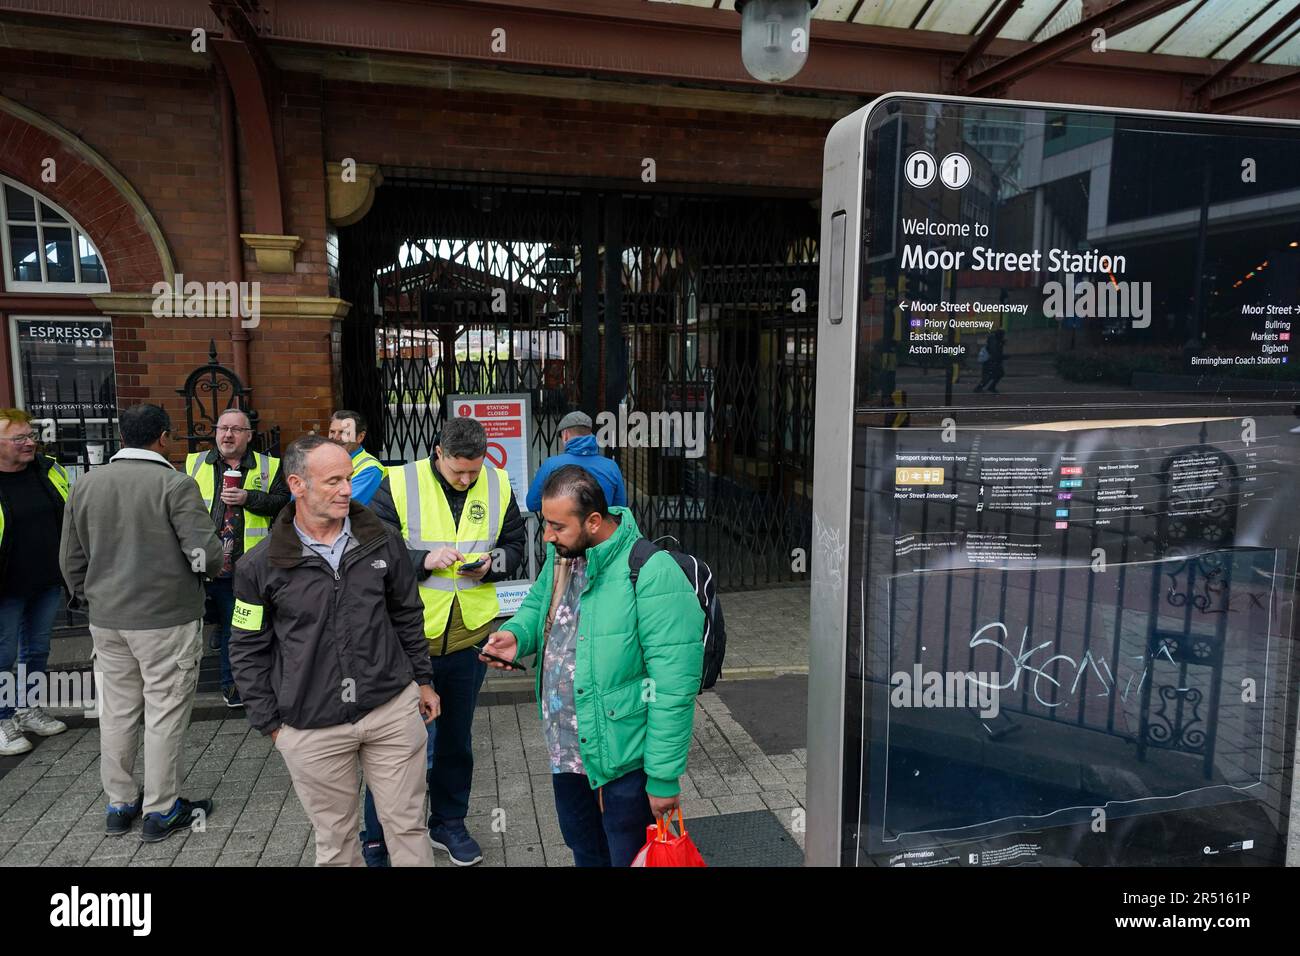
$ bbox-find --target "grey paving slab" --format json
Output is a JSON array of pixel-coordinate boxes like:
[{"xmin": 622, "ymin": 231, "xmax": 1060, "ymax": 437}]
[
  {"xmin": 133, "ymin": 837, "xmax": 185, "ymax": 862},
  {"xmin": 1, "ymin": 841, "xmax": 56, "ymax": 865},
  {"xmin": 504, "ymin": 843, "xmax": 545, "ymax": 867},
  {"xmin": 42, "ymin": 837, "xmax": 102, "ymax": 867},
  {"xmin": 233, "ymin": 810, "xmax": 282, "ymax": 835},
  {"xmin": 712, "ymin": 793, "xmax": 767, "ymax": 814},
  {"xmin": 263, "ymin": 824, "xmax": 312, "ymax": 858},
  {"xmin": 543, "ymin": 843, "xmax": 575, "ymax": 867},
  {"xmin": 222, "ymin": 829, "xmax": 270, "ymax": 855},
  {"xmin": 172, "ymin": 848, "xmax": 222, "ymax": 867}
]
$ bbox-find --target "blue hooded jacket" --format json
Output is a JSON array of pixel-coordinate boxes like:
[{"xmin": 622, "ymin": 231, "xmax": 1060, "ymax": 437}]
[{"xmin": 526, "ymin": 434, "xmax": 628, "ymax": 513}]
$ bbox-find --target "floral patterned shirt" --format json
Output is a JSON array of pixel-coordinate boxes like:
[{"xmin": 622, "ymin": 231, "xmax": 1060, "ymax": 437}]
[{"xmin": 542, "ymin": 556, "xmax": 588, "ymax": 775}]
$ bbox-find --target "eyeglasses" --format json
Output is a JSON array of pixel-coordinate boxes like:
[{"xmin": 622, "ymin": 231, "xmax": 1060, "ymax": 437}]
[
  {"xmin": 215, "ymin": 426, "xmax": 252, "ymax": 434},
  {"xmin": 0, "ymin": 433, "xmax": 37, "ymax": 444}
]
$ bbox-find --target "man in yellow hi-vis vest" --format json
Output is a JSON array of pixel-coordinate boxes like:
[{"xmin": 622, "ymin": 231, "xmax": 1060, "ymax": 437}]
[
  {"xmin": 328, "ymin": 409, "xmax": 385, "ymax": 506},
  {"xmin": 184, "ymin": 408, "xmax": 288, "ymax": 710},
  {"xmin": 369, "ymin": 415, "xmax": 525, "ymax": 867}
]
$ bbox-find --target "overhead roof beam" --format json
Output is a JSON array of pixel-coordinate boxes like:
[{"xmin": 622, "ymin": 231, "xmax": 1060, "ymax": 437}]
[
  {"xmin": 1260, "ymin": 16, "xmax": 1300, "ymax": 59},
  {"xmin": 1149, "ymin": 0, "xmax": 1210, "ymax": 52},
  {"xmin": 1192, "ymin": 0, "xmax": 1300, "ymax": 95},
  {"xmin": 961, "ymin": 0, "xmax": 1191, "ymax": 95},
  {"xmin": 953, "ymin": 0, "xmax": 1025, "ymax": 79},
  {"xmin": 1027, "ymin": 0, "xmax": 1071, "ymax": 42},
  {"xmin": 1206, "ymin": 0, "xmax": 1279, "ymax": 58},
  {"xmin": 1210, "ymin": 63, "xmax": 1300, "ymax": 110}
]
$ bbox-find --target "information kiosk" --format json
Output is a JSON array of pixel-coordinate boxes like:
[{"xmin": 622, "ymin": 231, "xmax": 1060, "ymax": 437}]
[{"xmin": 809, "ymin": 95, "xmax": 1300, "ymax": 867}]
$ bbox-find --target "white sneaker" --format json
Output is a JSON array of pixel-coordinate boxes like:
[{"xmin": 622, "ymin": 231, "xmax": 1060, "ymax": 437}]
[
  {"xmin": 15, "ymin": 707, "xmax": 67, "ymax": 737},
  {"xmin": 0, "ymin": 718, "xmax": 33, "ymax": 755}
]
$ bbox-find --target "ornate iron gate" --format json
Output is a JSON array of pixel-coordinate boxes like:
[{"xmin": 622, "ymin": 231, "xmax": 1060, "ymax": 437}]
[
  {"xmin": 338, "ymin": 175, "xmax": 818, "ymax": 590},
  {"xmin": 176, "ymin": 341, "xmax": 281, "ymax": 457}
]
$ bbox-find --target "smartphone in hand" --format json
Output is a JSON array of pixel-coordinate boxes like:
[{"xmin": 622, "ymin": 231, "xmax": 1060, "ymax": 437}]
[{"xmin": 477, "ymin": 644, "xmax": 526, "ymax": 671}]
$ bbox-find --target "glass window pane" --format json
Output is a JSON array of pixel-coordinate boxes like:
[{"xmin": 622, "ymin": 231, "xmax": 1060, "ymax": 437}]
[
  {"xmin": 39, "ymin": 202, "xmax": 67, "ymax": 223},
  {"xmin": 4, "ymin": 185, "xmax": 36, "ymax": 222},
  {"xmin": 43, "ymin": 226, "xmax": 75, "ymax": 282},
  {"xmin": 77, "ymin": 233, "xmax": 105, "ymax": 284},
  {"xmin": 9, "ymin": 224, "xmax": 41, "ymax": 282}
]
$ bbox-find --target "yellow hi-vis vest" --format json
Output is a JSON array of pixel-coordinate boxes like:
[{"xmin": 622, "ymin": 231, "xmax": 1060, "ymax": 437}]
[
  {"xmin": 351, "ymin": 449, "xmax": 385, "ymax": 482},
  {"xmin": 388, "ymin": 460, "xmax": 511, "ymax": 640},
  {"xmin": 185, "ymin": 451, "xmax": 281, "ymax": 552},
  {"xmin": 0, "ymin": 456, "xmax": 68, "ymax": 549}
]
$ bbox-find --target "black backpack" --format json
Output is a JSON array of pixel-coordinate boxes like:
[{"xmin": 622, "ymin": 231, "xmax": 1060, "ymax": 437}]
[{"xmin": 628, "ymin": 537, "xmax": 726, "ymax": 693}]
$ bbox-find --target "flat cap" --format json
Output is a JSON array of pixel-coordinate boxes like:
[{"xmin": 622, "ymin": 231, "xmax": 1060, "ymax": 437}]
[{"xmin": 557, "ymin": 410, "xmax": 593, "ymax": 431}]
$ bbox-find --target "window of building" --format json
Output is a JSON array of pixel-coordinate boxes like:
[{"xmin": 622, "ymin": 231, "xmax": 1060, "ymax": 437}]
[{"xmin": 0, "ymin": 176, "xmax": 109, "ymax": 292}]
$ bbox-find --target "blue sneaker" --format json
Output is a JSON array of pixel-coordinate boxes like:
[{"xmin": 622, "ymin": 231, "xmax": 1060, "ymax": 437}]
[
  {"xmin": 428, "ymin": 820, "xmax": 482, "ymax": 866},
  {"xmin": 141, "ymin": 797, "xmax": 213, "ymax": 843},
  {"xmin": 105, "ymin": 792, "xmax": 143, "ymax": 836},
  {"xmin": 360, "ymin": 834, "xmax": 390, "ymax": 868}
]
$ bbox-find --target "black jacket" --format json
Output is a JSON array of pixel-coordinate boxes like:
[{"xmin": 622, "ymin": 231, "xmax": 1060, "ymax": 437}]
[
  {"xmin": 229, "ymin": 501, "xmax": 433, "ymax": 736},
  {"xmin": 369, "ymin": 459, "xmax": 527, "ymax": 583},
  {"xmin": 0, "ymin": 455, "xmax": 67, "ymax": 590}
]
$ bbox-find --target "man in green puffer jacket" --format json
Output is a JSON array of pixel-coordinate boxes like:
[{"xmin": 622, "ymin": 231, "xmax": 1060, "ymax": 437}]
[{"xmin": 481, "ymin": 465, "xmax": 703, "ymax": 867}]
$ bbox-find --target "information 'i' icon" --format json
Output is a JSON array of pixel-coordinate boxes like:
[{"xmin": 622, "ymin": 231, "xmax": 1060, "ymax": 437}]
[{"xmin": 940, "ymin": 152, "xmax": 971, "ymax": 190}]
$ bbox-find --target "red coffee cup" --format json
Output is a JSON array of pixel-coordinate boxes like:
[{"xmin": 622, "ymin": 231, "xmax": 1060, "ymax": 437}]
[{"xmin": 222, "ymin": 468, "xmax": 242, "ymax": 491}]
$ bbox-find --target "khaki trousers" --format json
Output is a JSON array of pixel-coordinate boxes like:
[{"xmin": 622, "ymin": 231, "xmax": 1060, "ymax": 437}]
[
  {"xmin": 90, "ymin": 619, "xmax": 203, "ymax": 816},
  {"xmin": 276, "ymin": 681, "xmax": 434, "ymax": 867}
]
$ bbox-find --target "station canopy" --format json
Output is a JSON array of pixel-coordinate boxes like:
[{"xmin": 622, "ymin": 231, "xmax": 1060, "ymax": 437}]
[{"xmin": 651, "ymin": 0, "xmax": 1300, "ymax": 66}]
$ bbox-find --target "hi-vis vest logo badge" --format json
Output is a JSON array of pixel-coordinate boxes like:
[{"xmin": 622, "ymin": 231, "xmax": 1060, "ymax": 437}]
[{"xmin": 468, "ymin": 501, "xmax": 487, "ymax": 522}]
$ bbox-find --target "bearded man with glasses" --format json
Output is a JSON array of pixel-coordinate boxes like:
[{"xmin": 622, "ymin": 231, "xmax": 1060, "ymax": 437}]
[
  {"xmin": 0, "ymin": 408, "xmax": 70, "ymax": 755},
  {"xmin": 184, "ymin": 408, "xmax": 289, "ymax": 708}
]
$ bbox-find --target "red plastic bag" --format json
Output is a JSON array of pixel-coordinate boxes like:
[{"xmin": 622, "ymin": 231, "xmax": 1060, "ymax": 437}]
[{"xmin": 630, "ymin": 809, "xmax": 707, "ymax": 867}]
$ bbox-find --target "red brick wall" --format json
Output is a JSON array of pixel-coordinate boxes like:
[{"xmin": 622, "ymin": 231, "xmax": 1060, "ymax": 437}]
[
  {"xmin": 322, "ymin": 81, "xmax": 833, "ymax": 191},
  {"xmin": 0, "ymin": 52, "xmax": 336, "ymax": 452}
]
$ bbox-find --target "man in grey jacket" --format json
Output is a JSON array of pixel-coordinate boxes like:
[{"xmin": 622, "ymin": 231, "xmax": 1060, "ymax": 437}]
[{"xmin": 60, "ymin": 404, "xmax": 223, "ymax": 842}]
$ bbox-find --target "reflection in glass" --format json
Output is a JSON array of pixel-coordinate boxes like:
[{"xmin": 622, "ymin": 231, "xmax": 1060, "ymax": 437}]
[
  {"xmin": 9, "ymin": 224, "xmax": 40, "ymax": 282},
  {"xmin": 43, "ymin": 226, "xmax": 75, "ymax": 282},
  {"xmin": 3, "ymin": 184, "xmax": 36, "ymax": 221},
  {"xmin": 78, "ymin": 234, "xmax": 105, "ymax": 284}
]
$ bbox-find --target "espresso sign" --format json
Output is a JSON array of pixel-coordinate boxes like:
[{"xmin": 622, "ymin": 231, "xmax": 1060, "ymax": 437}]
[{"xmin": 14, "ymin": 318, "xmax": 116, "ymax": 419}]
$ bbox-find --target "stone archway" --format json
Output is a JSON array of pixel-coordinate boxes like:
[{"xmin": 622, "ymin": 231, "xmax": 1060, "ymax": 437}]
[{"xmin": 0, "ymin": 93, "xmax": 175, "ymax": 291}]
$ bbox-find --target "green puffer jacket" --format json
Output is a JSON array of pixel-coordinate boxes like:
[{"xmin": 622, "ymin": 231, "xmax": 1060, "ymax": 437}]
[{"xmin": 501, "ymin": 507, "xmax": 703, "ymax": 798}]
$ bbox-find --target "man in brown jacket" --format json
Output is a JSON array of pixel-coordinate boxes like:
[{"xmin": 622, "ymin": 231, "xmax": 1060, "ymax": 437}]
[{"xmin": 60, "ymin": 403, "xmax": 223, "ymax": 842}]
